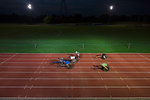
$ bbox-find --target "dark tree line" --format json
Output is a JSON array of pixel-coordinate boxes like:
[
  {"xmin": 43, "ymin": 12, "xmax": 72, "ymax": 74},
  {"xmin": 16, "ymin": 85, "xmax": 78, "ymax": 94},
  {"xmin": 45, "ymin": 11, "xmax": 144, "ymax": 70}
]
[
  {"xmin": 0, "ymin": 13, "xmax": 150, "ymax": 24},
  {"xmin": 0, "ymin": 14, "xmax": 44, "ymax": 24}
]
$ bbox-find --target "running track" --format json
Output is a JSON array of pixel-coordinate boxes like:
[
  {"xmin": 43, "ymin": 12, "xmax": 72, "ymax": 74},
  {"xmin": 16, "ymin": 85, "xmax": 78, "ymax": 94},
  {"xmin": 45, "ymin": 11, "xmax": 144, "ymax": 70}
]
[{"xmin": 0, "ymin": 53, "xmax": 150, "ymax": 100}]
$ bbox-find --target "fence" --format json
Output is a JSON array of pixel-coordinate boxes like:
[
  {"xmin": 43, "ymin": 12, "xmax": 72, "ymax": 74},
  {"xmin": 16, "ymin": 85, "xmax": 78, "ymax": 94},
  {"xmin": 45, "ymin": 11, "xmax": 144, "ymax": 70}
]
[{"xmin": 0, "ymin": 42, "xmax": 150, "ymax": 53}]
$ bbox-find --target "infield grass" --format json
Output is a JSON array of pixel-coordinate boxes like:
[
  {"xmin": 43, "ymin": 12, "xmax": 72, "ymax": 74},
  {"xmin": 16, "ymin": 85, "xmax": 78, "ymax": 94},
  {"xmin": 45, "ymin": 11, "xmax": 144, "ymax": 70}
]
[{"xmin": 0, "ymin": 24, "xmax": 150, "ymax": 53}]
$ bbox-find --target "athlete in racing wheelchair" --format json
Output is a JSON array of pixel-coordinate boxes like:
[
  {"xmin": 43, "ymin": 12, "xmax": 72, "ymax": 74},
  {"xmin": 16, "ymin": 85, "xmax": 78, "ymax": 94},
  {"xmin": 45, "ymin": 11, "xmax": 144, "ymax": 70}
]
[
  {"xmin": 93, "ymin": 63, "xmax": 110, "ymax": 72},
  {"xmin": 53, "ymin": 51, "xmax": 80, "ymax": 69},
  {"xmin": 67, "ymin": 51, "xmax": 80, "ymax": 64},
  {"xmin": 68, "ymin": 56, "xmax": 77, "ymax": 64},
  {"xmin": 96, "ymin": 53, "xmax": 107, "ymax": 60},
  {"xmin": 53, "ymin": 58, "xmax": 72, "ymax": 69},
  {"xmin": 75, "ymin": 51, "xmax": 80, "ymax": 59}
]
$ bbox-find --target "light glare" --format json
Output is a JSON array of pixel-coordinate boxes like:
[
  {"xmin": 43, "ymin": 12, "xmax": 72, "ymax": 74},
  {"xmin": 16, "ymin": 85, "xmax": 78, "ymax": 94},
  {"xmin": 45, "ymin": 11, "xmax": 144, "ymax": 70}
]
[
  {"xmin": 110, "ymin": 5, "xmax": 113, "ymax": 10},
  {"xmin": 27, "ymin": 4, "xmax": 32, "ymax": 10}
]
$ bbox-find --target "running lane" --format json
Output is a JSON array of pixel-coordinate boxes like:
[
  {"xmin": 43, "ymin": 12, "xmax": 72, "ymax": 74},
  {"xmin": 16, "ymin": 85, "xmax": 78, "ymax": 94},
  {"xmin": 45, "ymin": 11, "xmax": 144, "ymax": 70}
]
[{"xmin": 0, "ymin": 53, "xmax": 150, "ymax": 99}]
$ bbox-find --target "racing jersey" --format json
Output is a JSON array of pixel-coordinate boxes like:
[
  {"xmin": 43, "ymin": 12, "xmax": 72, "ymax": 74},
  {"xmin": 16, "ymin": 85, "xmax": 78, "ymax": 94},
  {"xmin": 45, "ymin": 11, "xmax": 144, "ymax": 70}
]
[
  {"xmin": 65, "ymin": 61, "xmax": 70, "ymax": 64},
  {"xmin": 101, "ymin": 63, "xmax": 108, "ymax": 67}
]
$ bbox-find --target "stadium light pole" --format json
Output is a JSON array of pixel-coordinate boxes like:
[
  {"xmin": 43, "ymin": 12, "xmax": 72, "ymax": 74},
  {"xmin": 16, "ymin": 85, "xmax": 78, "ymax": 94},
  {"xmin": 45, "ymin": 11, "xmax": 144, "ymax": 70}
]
[
  {"xmin": 27, "ymin": 3, "xmax": 33, "ymax": 24},
  {"xmin": 27, "ymin": 3, "xmax": 32, "ymax": 10},
  {"xmin": 27, "ymin": 3, "xmax": 33, "ymax": 16},
  {"xmin": 108, "ymin": 5, "xmax": 114, "ymax": 24},
  {"xmin": 109, "ymin": 5, "xmax": 114, "ymax": 11}
]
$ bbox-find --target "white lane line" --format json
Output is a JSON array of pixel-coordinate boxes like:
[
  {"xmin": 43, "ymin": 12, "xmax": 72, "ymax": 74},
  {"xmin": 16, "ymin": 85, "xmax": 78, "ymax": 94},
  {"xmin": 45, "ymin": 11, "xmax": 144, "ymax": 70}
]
[
  {"xmin": 0, "ymin": 54, "xmax": 17, "ymax": 65},
  {"xmin": 1, "ymin": 62, "xmax": 150, "ymax": 64},
  {"xmin": 0, "ymin": 78, "xmax": 150, "ymax": 80},
  {"xmin": 0, "ymin": 58, "xmax": 53, "ymax": 60},
  {"xmin": 1, "ymin": 66, "xmax": 150, "ymax": 69},
  {"xmin": 0, "ymin": 55, "xmax": 150, "ymax": 59},
  {"xmin": 34, "ymin": 56, "xmax": 47, "ymax": 74},
  {"xmin": 0, "ymin": 57, "xmax": 116, "ymax": 59},
  {"xmin": 79, "ymin": 61, "xmax": 150, "ymax": 64},
  {"xmin": 0, "ymin": 86, "xmax": 150, "ymax": 89},
  {"xmin": 138, "ymin": 54, "xmax": 150, "ymax": 60},
  {"xmin": 1, "ymin": 53, "xmax": 150, "ymax": 57},
  {"xmin": 108, "ymin": 58, "xmax": 150, "ymax": 60},
  {"xmin": 110, "ymin": 67, "xmax": 150, "ymax": 68},
  {"xmin": 0, "ymin": 55, "xmax": 148, "ymax": 58},
  {"xmin": 0, "ymin": 97, "xmax": 150, "ymax": 100},
  {"xmin": 0, "ymin": 58, "xmax": 149, "ymax": 62},
  {"xmin": 0, "ymin": 72, "xmax": 150, "ymax": 74},
  {"xmin": 0, "ymin": 53, "xmax": 149, "ymax": 55},
  {"xmin": 91, "ymin": 54, "xmax": 102, "ymax": 80},
  {"xmin": 84, "ymin": 66, "xmax": 150, "ymax": 68},
  {"xmin": 0, "ymin": 52, "xmax": 150, "ymax": 55}
]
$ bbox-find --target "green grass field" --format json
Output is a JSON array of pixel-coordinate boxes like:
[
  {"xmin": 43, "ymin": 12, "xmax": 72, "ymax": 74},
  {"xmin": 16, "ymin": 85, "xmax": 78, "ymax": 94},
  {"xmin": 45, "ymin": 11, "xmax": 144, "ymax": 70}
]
[{"xmin": 0, "ymin": 24, "xmax": 150, "ymax": 53}]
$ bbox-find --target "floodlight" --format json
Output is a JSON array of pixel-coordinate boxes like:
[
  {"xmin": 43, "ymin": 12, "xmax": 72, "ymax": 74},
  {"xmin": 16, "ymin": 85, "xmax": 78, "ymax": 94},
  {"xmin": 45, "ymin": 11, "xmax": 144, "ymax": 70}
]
[
  {"xmin": 110, "ymin": 5, "xmax": 114, "ymax": 10},
  {"xmin": 27, "ymin": 3, "xmax": 32, "ymax": 10}
]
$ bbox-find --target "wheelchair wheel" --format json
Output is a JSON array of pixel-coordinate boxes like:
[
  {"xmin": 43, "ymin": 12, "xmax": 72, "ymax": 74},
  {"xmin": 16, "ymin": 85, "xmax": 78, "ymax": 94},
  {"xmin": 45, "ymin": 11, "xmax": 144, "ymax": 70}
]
[
  {"xmin": 102, "ymin": 66, "xmax": 110, "ymax": 72},
  {"xmin": 66, "ymin": 58, "xmax": 70, "ymax": 61},
  {"xmin": 67, "ymin": 64, "xmax": 72, "ymax": 69},
  {"xmin": 53, "ymin": 61, "xmax": 61, "ymax": 64},
  {"xmin": 101, "ymin": 56, "xmax": 107, "ymax": 60},
  {"xmin": 72, "ymin": 59, "xmax": 77, "ymax": 64},
  {"xmin": 57, "ymin": 64, "xmax": 61, "ymax": 68},
  {"xmin": 58, "ymin": 63, "xmax": 65, "ymax": 68}
]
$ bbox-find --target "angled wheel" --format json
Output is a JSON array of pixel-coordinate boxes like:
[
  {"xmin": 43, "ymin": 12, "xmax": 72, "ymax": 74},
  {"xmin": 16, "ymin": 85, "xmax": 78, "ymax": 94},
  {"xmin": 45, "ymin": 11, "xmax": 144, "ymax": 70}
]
[
  {"xmin": 53, "ymin": 61, "xmax": 61, "ymax": 64},
  {"xmin": 67, "ymin": 64, "xmax": 72, "ymax": 69},
  {"xmin": 57, "ymin": 64, "xmax": 61, "ymax": 68},
  {"xmin": 72, "ymin": 59, "xmax": 77, "ymax": 64},
  {"xmin": 102, "ymin": 66, "xmax": 110, "ymax": 72},
  {"xmin": 101, "ymin": 56, "xmax": 107, "ymax": 60}
]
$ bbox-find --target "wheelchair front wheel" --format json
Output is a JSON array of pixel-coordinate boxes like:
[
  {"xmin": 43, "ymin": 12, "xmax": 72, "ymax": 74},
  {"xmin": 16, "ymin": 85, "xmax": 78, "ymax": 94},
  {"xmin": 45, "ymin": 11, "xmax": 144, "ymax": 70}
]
[{"xmin": 102, "ymin": 66, "xmax": 110, "ymax": 72}]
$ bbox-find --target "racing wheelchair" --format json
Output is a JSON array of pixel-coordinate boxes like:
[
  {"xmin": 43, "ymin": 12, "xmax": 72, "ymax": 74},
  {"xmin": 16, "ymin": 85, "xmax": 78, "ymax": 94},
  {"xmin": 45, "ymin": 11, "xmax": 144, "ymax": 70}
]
[
  {"xmin": 53, "ymin": 58, "xmax": 72, "ymax": 69},
  {"xmin": 93, "ymin": 64, "xmax": 110, "ymax": 72},
  {"xmin": 96, "ymin": 53, "xmax": 107, "ymax": 60}
]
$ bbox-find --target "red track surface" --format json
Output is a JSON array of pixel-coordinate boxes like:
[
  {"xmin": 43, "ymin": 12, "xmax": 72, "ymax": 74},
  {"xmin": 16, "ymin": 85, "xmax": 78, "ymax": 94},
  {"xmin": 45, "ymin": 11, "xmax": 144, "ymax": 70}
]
[{"xmin": 0, "ymin": 53, "xmax": 150, "ymax": 99}]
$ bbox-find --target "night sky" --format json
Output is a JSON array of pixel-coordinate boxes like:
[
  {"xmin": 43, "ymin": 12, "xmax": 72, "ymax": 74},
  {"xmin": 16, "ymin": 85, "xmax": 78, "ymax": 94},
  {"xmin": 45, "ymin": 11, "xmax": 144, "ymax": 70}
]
[{"xmin": 0, "ymin": 0, "xmax": 150, "ymax": 16}]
